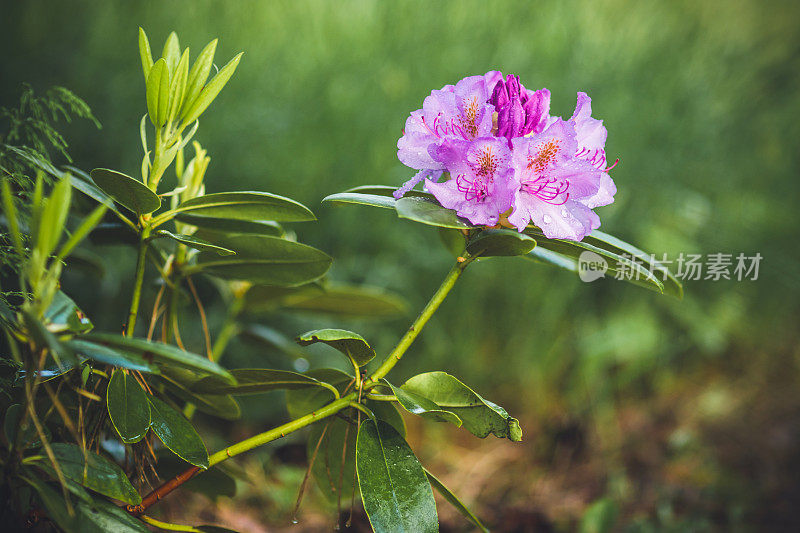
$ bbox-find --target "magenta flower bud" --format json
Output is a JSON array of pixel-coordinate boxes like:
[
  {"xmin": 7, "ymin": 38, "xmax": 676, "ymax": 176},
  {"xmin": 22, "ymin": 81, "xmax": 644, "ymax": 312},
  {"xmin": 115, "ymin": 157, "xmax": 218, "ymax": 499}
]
[
  {"xmin": 491, "ymin": 75, "xmax": 530, "ymax": 144},
  {"xmin": 490, "ymin": 78, "xmax": 509, "ymax": 109},
  {"xmin": 505, "ymin": 74, "xmax": 521, "ymax": 99},
  {"xmin": 520, "ymin": 88, "xmax": 551, "ymax": 136},
  {"xmin": 496, "ymin": 97, "xmax": 525, "ymax": 143}
]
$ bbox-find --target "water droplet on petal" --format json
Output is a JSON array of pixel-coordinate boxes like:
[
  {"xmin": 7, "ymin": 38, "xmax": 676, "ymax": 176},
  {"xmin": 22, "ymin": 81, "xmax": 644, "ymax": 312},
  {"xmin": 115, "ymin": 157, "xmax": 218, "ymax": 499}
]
[{"xmin": 543, "ymin": 214, "xmax": 552, "ymax": 224}]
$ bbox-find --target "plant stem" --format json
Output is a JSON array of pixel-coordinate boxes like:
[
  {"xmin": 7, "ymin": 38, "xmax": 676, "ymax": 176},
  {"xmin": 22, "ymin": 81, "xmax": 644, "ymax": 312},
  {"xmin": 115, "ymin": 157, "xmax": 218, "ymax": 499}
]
[
  {"xmin": 128, "ymin": 393, "xmax": 355, "ymax": 515},
  {"xmin": 364, "ymin": 393, "xmax": 397, "ymax": 402},
  {"xmin": 367, "ymin": 257, "xmax": 472, "ymax": 385},
  {"xmin": 124, "ymin": 225, "xmax": 151, "ymax": 337},
  {"xmin": 208, "ymin": 394, "xmax": 353, "ymax": 466},
  {"xmin": 140, "ymin": 515, "xmax": 202, "ymax": 532},
  {"xmin": 127, "ymin": 257, "xmax": 472, "ymax": 516}
]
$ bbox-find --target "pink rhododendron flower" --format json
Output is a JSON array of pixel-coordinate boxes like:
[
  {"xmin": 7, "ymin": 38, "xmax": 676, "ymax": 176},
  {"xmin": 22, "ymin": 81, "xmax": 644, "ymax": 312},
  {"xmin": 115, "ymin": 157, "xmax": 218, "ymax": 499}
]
[
  {"xmin": 425, "ymin": 137, "xmax": 516, "ymax": 226},
  {"xmin": 507, "ymin": 119, "xmax": 603, "ymax": 240},
  {"xmin": 395, "ymin": 75, "xmax": 496, "ymax": 198},
  {"xmin": 394, "ymin": 72, "xmax": 618, "ymax": 241}
]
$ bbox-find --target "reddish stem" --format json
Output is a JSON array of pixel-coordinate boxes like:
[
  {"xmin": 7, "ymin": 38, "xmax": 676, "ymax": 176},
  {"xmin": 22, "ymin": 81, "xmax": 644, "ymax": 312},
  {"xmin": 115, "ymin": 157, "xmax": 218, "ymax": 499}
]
[{"xmin": 126, "ymin": 465, "xmax": 200, "ymax": 516}]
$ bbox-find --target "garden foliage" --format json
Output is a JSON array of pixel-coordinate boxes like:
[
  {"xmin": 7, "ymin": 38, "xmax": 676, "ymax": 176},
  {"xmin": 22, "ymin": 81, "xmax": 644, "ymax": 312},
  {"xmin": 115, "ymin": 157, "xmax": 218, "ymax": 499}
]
[{"xmin": 0, "ymin": 29, "xmax": 680, "ymax": 532}]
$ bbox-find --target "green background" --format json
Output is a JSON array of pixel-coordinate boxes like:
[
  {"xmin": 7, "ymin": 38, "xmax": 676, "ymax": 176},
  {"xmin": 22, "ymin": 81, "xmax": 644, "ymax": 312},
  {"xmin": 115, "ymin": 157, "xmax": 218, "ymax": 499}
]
[{"xmin": 2, "ymin": 0, "xmax": 799, "ymax": 530}]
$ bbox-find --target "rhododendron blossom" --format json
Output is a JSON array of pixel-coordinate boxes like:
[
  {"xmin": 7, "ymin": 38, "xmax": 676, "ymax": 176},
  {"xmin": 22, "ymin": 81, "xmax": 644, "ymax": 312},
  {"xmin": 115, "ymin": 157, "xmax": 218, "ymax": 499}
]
[
  {"xmin": 395, "ymin": 72, "xmax": 618, "ymax": 241},
  {"xmin": 425, "ymin": 137, "xmax": 516, "ymax": 226}
]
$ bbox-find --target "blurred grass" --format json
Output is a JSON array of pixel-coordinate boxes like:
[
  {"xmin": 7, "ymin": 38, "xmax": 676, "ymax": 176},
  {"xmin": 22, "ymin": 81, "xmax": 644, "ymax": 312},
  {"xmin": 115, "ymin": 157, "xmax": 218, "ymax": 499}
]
[{"xmin": 2, "ymin": 0, "xmax": 800, "ymax": 529}]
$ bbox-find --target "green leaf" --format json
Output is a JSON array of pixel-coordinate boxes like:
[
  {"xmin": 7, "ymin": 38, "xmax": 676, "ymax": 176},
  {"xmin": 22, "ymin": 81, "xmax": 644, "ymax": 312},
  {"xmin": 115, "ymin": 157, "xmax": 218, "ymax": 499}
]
[
  {"xmin": 282, "ymin": 283, "xmax": 407, "ymax": 319},
  {"xmin": 297, "ymin": 328, "xmax": 375, "ymax": 368},
  {"xmin": 44, "ymin": 291, "xmax": 93, "ymax": 334},
  {"xmin": 582, "ymin": 229, "xmax": 683, "ymax": 298},
  {"xmin": 38, "ymin": 442, "xmax": 141, "ymax": 504},
  {"xmin": 26, "ymin": 476, "xmax": 148, "ymax": 533},
  {"xmin": 37, "ymin": 176, "xmax": 72, "ymax": 258},
  {"xmin": 356, "ymin": 419, "xmax": 438, "ymax": 533},
  {"xmin": 242, "ymin": 283, "xmax": 326, "ymax": 314},
  {"xmin": 396, "ymin": 196, "xmax": 476, "ymax": 229},
  {"xmin": 191, "ymin": 368, "xmax": 329, "ymax": 395},
  {"xmin": 65, "ymin": 339, "xmax": 158, "ymax": 373},
  {"xmin": 67, "ymin": 167, "xmax": 131, "ymax": 222},
  {"xmin": 372, "ymin": 401, "xmax": 407, "ymax": 437},
  {"xmin": 90, "ymin": 168, "xmax": 160, "ymax": 215},
  {"xmin": 302, "ymin": 404, "xmax": 407, "ymax": 504},
  {"xmin": 267, "ymin": 284, "xmax": 400, "ymax": 318},
  {"xmin": 107, "ymin": 369, "xmax": 151, "ymax": 444},
  {"xmin": 178, "ymin": 214, "xmax": 284, "ymax": 236},
  {"xmin": 182, "ymin": 52, "xmax": 243, "ymax": 125},
  {"xmin": 467, "ymin": 228, "xmax": 536, "ymax": 257},
  {"xmin": 146, "ymin": 58, "xmax": 170, "ymax": 127},
  {"xmin": 425, "ymin": 468, "xmax": 489, "ymax": 533},
  {"xmin": 157, "ymin": 370, "xmax": 241, "ymax": 420},
  {"xmin": 193, "ymin": 235, "xmax": 332, "ymax": 287},
  {"xmin": 438, "ymin": 227, "xmax": 467, "ymax": 257},
  {"xmin": 402, "ymin": 371, "xmax": 522, "ymax": 441},
  {"xmin": 28, "ymin": 463, "xmax": 92, "ymax": 503},
  {"xmin": 76, "ymin": 499, "xmax": 150, "ymax": 533},
  {"xmin": 322, "ymin": 191, "xmax": 397, "ymax": 210},
  {"xmin": 84, "ymin": 333, "xmax": 235, "ymax": 382},
  {"xmin": 161, "ymin": 32, "xmax": 181, "ymax": 74},
  {"xmin": 525, "ymin": 233, "xmax": 667, "ymax": 295},
  {"xmin": 387, "ymin": 381, "xmax": 462, "ymax": 426},
  {"xmin": 522, "ymin": 225, "xmax": 682, "ymax": 296},
  {"xmin": 138, "ymin": 27, "xmax": 154, "ymax": 81},
  {"xmin": 181, "ymin": 39, "xmax": 218, "ymax": 119},
  {"xmin": 345, "ymin": 185, "xmax": 436, "ymax": 199},
  {"xmin": 285, "ymin": 369, "xmax": 405, "ymax": 503},
  {"xmin": 322, "ymin": 185, "xmax": 435, "ymax": 211},
  {"xmin": 149, "ymin": 396, "xmax": 209, "ymax": 469},
  {"xmin": 167, "ymin": 48, "xmax": 190, "ymax": 124},
  {"xmin": 168, "ymin": 191, "xmax": 315, "ymax": 224},
  {"xmin": 154, "ymin": 230, "xmax": 235, "ymax": 255},
  {"xmin": 525, "ymin": 245, "xmax": 579, "ymax": 272}
]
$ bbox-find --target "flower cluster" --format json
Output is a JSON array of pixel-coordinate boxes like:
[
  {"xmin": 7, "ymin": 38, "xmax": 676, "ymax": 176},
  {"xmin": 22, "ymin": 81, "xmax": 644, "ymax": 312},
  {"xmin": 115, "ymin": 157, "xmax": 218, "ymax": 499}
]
[{"xmin": 395, "ymin": 71, "xmax": 618, "ymax": 241}]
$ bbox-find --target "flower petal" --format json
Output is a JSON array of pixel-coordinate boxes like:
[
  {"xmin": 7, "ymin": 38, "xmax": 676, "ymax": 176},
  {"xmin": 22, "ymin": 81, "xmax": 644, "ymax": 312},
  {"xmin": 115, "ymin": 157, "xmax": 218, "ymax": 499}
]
[
  {"xmin": 570, "ymin": 92, "xmax": 607, "ymax": 152},
  {"xmin": 580, "ymin": 172, "xmax": 617, "ymax": 208}
]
